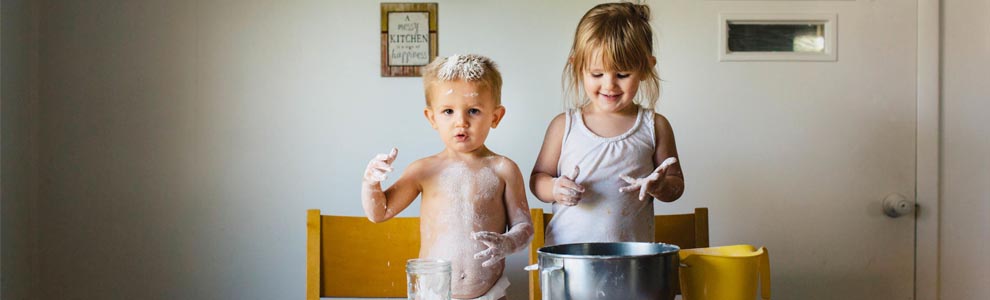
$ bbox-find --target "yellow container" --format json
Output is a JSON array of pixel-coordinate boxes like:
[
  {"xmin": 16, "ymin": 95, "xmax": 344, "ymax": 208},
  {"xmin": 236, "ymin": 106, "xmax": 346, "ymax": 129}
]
[{"xmin": 678, "ymin": 245, "xmax": 771, "ymax": 300}]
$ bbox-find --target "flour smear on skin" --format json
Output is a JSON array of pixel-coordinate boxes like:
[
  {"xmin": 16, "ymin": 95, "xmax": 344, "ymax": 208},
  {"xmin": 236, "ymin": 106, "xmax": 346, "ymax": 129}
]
[{"xmin": 429, "ymin": 162, "xmax": 500, "ymax": 277}]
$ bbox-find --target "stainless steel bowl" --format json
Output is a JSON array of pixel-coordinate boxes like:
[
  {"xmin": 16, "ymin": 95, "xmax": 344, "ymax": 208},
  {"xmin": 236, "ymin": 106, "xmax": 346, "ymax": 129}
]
[{"xmin": 537, "ymin": 242, "xmax": 680, "ymax": 300}]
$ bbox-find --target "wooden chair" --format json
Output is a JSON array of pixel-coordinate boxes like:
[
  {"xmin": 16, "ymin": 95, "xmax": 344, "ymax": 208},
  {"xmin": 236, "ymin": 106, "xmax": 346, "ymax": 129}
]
[
  {"xmin": 527, "ymin": 207, "xmax": 709, "ymax": 300},
  {"xmin": 306, "ymin": 209, "xmax": 420, "ymax": 299}
]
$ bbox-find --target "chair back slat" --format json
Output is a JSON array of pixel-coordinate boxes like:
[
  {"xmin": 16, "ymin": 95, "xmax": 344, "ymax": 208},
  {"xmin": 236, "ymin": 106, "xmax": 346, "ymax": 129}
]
[{"xmin": 306, "ymin": 209, "xmax": 420, "ymax": 298}]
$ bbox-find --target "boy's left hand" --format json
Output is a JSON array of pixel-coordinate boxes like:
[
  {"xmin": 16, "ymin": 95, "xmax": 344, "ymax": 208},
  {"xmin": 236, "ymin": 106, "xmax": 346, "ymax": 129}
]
[
  {"xmin": 471, "ymin": 231, "xmax": 516, "ymax": 268},
  {"xmin": 618, "ymin": 157, "xmax": 678, "ymax": 201}
]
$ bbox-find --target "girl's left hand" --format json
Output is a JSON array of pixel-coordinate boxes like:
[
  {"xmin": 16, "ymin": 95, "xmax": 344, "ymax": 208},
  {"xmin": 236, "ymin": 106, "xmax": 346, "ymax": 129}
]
[{"xmin": 618, "ymin": 157, "xmax": 678, "ymax": 200}]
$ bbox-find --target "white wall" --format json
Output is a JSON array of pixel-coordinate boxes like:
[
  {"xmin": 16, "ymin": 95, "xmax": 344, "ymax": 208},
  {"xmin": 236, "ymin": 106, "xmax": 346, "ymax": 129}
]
[
  {"xmin": 35, "ymin": 1, "xmax": 597, "ymax": 299},
  {"xmin": 1, "ymin": 0, "xmax": 40, "ymax": 299},
  {"xmin": 9, "ymin": 0, "xmax": 987, "ymax": 299},
  {"xmin": 940, "ymin": 0, "xmax": 990, "ymax": 299}
]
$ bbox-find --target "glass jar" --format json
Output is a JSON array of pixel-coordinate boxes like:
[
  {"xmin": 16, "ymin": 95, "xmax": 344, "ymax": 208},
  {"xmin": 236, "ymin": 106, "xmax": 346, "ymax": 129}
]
[{"xmin": 406, "ymin": 258, "xmax": 451, "ymax": 300}]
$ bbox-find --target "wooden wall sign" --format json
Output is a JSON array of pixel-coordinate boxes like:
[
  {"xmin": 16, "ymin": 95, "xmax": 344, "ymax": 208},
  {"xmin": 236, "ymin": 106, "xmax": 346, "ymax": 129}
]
[{"xmin": 380, "ymin": 3, "xmax": 438, "ymax": 77}]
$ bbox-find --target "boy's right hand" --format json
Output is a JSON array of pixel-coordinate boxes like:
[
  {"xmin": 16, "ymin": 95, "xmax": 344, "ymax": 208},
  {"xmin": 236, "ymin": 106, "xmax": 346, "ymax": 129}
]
[
  {"xmin": 363, "ymin": 147, "xmax": 398, "ymax": 184},
  {"xmin": 552, "ymin": 166, "xmax": 584, "ymax": 206}
]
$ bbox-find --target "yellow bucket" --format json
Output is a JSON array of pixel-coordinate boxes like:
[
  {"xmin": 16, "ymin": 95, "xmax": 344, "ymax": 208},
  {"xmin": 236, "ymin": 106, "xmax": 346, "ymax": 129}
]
[{"xmin": 678, "ymin": 245, "xmax": 771, "ymax": 300}]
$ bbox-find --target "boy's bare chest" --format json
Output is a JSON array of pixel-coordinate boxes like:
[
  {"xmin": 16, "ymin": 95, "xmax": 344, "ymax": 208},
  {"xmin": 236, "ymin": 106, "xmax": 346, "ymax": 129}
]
[
  {"xmin": 419, "ymin": 163, "xmax": 508, "ymax": 231},
  {"xmin": 422, "ymin": 164, "xmax": 504, "ymax": 202}
]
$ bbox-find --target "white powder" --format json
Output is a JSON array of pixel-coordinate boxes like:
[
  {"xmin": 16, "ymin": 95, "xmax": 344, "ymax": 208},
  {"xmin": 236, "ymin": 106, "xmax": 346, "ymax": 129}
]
[
  {"xmin": 445, "ymin": 88, "xmax": 454, "ymax": 95},
  {"xmin": 463, "ymin": 92, "xmax": 479, "ymax": 98},
  {"xmin": 410, "ymin": 271, "xmax": 450, "ymax": 300},
  {"xmin": 437, "ymin": 54, "xmax": 494, "ymax": 81},
  {"xmin": 439, "ymin": 163, "xmax": 498, "ymax": 203},
  {"xmin": 658, "ymin": 157, "xmax": 678, "ymax": 170},
  {"xmin": 430, "ymin": 162, "xmax": 500, "ymax": 274}
]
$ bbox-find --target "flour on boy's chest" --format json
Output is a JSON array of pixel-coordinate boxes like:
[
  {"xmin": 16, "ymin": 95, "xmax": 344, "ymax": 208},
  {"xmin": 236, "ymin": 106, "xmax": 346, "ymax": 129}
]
[{"xmin": 438, "ymin": 162, "xmax": 500, "ymax": 202}]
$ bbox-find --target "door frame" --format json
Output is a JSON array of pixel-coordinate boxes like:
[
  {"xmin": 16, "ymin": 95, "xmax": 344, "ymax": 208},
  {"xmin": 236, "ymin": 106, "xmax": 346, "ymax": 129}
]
[{"xmin": 916, "ymin": 0, "xmax": 940, "ymax": 299}]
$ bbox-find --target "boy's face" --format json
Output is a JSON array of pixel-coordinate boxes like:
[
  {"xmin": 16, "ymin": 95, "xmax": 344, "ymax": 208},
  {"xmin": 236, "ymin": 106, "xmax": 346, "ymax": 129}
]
[{"xmin": 424, "ymin": 80, "xmax": 505, "ymax": 154}]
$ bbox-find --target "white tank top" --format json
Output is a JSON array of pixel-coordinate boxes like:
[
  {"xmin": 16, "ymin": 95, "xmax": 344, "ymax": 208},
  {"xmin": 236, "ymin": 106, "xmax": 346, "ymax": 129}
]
[{"xmin": 545, "ymin": 108, "xmax": 657, "ymax": 246}]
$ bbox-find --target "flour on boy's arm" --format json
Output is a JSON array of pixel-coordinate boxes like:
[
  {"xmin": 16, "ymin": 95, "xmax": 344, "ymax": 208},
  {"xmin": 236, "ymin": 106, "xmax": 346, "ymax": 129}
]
[
  {"xmin": 470, "ymin": 156, "xmax": 534, "ymax": 267},
  {"xmin": 360, "ymin": 147, "xmax": 399, "ymax": 222},
  {"xmin": 360, "ymin": 147, "xmax": 424, "ymax": 223},
  {"xmin": 363, "ymin": 147, "xmax": 398, "ymax": 183}
]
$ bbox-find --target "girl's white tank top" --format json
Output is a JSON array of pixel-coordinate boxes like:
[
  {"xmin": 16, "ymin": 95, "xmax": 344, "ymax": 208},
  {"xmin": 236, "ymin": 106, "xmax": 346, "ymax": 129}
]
[{"xmin": 545, "ymin": 108, "xmax": 657, "ymax": 246}]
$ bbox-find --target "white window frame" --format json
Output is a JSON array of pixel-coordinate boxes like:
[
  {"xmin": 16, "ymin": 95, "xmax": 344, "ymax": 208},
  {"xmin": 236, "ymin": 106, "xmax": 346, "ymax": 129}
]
[{"xmin": 718, "ymin": 13, "xmax": 838, "ymax": 62}]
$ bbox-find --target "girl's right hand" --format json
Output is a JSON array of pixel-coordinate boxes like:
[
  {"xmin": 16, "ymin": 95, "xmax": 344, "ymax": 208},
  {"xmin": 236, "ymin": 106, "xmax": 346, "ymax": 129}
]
[
  {"xmin": 552, "ymin": 166, "xmax": 584, "ymax": 206},
  {"xmin": 363, "ymin": 147, "xmax": 398, "ymax": 184}
]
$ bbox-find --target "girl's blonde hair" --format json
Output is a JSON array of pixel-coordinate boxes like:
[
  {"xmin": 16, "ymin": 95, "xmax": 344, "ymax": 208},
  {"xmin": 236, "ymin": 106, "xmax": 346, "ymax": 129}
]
[{"xmin": 563, "ymin": 2, "xmax": 660, "ymax": 110}]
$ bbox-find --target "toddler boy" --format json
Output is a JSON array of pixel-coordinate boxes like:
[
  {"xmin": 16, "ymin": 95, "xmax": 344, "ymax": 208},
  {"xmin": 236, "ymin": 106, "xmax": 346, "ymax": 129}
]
[{"xmin": 361, "ymin": 54, "xmax": 533, "ymax": 300}]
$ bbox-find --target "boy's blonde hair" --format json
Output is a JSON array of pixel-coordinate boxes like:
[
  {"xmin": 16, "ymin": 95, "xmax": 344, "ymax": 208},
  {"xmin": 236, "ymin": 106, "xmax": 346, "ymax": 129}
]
[
  {"xmin": 563, "ymin": 2, "xmax": 661, "ymax": 110},
  {"xmin": 422, "ymin": 54, "xmax": 503, "ymax": 106}
]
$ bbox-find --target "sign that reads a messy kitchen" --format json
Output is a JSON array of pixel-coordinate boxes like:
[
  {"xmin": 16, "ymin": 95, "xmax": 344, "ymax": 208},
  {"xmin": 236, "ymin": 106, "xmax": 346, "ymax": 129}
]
[
  {"xmin": 381, "ymin": 3, "xmax": 437, "ymax": 77},
  {"xmin": 388, "ymin": 12, "xmax": 430, "ymax": 66}
]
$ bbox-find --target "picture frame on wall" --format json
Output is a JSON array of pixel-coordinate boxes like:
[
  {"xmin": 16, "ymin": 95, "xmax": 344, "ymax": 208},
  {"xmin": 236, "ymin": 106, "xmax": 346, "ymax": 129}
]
[{"xmin": 381, "ymin": 3, "xmax": 438, "ymax": 77}]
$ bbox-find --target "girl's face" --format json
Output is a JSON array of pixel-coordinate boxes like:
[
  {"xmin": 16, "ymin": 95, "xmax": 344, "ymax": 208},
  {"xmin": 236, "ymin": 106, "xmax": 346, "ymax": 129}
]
[{"xmin": 581, "ymin": 52, "xmax": 644, "ymax": 114}]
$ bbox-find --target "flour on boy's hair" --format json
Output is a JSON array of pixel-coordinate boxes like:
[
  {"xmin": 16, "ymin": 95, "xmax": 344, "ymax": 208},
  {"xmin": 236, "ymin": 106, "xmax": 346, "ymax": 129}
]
[{"xmin": 437, "ymin": 54, "xmax": 492, "ymax": 81}]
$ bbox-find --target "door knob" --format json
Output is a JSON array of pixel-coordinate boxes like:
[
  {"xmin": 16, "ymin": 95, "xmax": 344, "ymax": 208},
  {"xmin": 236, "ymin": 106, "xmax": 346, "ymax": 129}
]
[{"xmin": 883, "ymin": 193, "xmax": 914, "ymax": 218}]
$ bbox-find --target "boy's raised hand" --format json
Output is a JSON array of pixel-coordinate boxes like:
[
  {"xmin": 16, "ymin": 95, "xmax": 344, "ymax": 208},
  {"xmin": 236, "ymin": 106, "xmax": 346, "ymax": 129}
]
[
  {"xmin": 552, "ymin": 166, "xmax": 584, "ymax": 206},
  {"xmin": 618, "ymin": 157, "xmax": 678, "ymax": 200},
  {"xmin": 363, "ymin": 147, "xmax": 398, "ymax": 184},
  {"xmin": 471, "ymin": 231, "xmax": 516, "ymax": 268}
]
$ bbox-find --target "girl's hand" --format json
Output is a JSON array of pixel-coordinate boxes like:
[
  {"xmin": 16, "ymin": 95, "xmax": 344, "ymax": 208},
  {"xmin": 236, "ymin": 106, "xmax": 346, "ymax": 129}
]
[
  {"xmin": 552, "ymin": 166, "xmax": 584, "ymax": 206},
  {"xmin": 618, "ymin": 157, "xmax": 678, "ymax": 200},
  {"xmin": 363, "ymin": 147, "xmax": 398, "ymax": 184}
]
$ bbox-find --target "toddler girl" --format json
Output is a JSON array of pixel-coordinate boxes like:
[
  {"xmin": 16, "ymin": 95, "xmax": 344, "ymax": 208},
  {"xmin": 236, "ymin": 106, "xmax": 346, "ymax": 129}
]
[{"xmin": 530, "ymin": 2, "xmax": 684, "ymax": 246}]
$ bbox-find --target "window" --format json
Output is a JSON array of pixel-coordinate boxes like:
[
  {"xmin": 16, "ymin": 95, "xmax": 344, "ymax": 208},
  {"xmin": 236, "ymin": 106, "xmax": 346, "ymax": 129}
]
[{"xmin": 719, "ymin": 14, "xmax": 837, "ymax": 61}]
